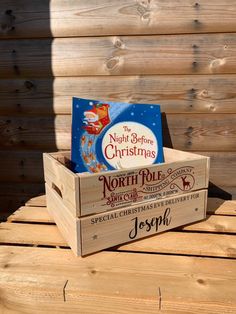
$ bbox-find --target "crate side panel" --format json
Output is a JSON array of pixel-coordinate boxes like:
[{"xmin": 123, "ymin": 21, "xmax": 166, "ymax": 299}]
[
  {"xmin": 80, "ymin": 157, "xmax": 208, "ymax": 216},
  {"xmin": 164, "ymin": 147, "xmax": 207, "ymax": 162},
  {"xmin": 81, "ymin": 190, "xmax": 207, "ymax": 255},
  {"xmin": 45, "ymin": 184, "xmax": 80, "ymax": 256},
  {"xmin": 43, "ymin": 153, "xmax": 79, "ymax": 216}
]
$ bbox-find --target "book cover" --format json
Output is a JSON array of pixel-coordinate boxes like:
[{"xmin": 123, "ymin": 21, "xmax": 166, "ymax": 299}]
[{"xmin": 71, "ymin": 97, "xmax": 164, "ymax": 173}]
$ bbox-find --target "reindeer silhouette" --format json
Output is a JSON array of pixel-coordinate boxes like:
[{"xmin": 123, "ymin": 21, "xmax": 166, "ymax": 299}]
[{"xmin": 181, "ymin": 176, "xmax": 191, "ymax": 190}]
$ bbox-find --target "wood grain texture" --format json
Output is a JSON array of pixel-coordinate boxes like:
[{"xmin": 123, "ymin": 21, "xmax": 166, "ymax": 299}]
[
  {"xmin": 1, "ymin": 247, "xmax": 236, "ymax": 313},
  {"xmin": 117, "ymin": 231, "xmax": 236, "ymax": 258},
  {"xmin": 180, "ymin": 214, "xmax": 236, "ymax": 233},
  {"xmin": 1, "ymin": 34, "xmax": 236, "ymax": 77},
  {"xmin": 25, "ymin": 194, "xmax": 46, "ymax": 207},
  {"xmin": 2, "ymin": 75, "xmax": 236, "ymax": 115},
  {"xmin": 7, "ymin": 206, "xmax": 52, "ymax": 223},
  {"xmin": 0, "ymin": 151, "xmax": 43, "ymax": 183},
  {"xmin": 0, "ymin": 114, "xmax": 235, "ymax": 151},
  {"xmin": 1, "ymin": 0, "xmax": 236, "ymax": 38},
  {"xmin": 0, "ymin": 222, "xmax": 65, "ymax": 246},
  {"xmin": 0, "ymin": 183, "xmax": 44, "ymax": 220},
  {"xmin": 197, "ymin": 152, "xmax": 236, "ymax": 186}
]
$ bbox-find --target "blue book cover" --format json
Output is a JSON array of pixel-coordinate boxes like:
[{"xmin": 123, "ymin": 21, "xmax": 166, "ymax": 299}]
[{"xmin": 71, "ymin": 98, "xmax": 164, "ymax": 173}]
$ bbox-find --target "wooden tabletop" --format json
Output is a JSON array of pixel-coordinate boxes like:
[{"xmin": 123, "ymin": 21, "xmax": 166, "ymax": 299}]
[{"xmin": 0, "ymin": 196, "xmax": 236, "ymax": 313}]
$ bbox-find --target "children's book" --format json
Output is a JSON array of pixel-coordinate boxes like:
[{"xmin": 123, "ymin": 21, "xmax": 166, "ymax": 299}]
[{"xmin": 71, "ymin": 98, "xmax": 164, "ymax": 173}]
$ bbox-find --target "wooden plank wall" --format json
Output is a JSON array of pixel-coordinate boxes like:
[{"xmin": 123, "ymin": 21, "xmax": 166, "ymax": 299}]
[{"xmin": 1, "ymin": 0, "xmax": 236, "ymax": 217}]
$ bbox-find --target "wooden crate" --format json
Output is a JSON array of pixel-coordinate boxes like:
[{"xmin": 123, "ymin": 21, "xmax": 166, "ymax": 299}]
[
  {"xmin": 43, "ymin": 148, "xmax": 209, "ymax": 256},
  {"xmin": 43, "ymin": 147, "xmax": 209, "ymax": 217}
]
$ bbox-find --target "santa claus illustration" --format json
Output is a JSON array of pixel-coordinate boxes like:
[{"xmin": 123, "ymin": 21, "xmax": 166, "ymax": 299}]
[{"xmin": 83, "ymin": 103, "xmax": 110, "ymax": 135}]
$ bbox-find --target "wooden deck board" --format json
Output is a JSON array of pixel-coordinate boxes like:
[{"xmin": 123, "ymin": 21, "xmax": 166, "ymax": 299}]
[
  {"xmin": 25, "ymin": 195, "xmax": 46, "ymax": 207},
  {"xmin": 0, "ymin": 246, "xmax": 236, "ymax": 314},
  {"xmin": 0, "ymin": 222, "xmax": 65, "ymax": 246},
  {"xmin": 7, "ymin": 206, "xmax": 53, "ymax": 223},
  {"xmin": 116, "ymin": 231, "xmax": 236, "ymax": 258}
]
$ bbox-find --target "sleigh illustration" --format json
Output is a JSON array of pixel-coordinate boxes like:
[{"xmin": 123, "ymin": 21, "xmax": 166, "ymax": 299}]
[{"xmin": 83, "ymin": 103, "xmax": 110, "ymax": 135}]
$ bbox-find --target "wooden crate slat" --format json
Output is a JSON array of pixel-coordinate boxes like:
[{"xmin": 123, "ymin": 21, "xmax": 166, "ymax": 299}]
[
  {"xmin": 0, "ymin": 246, "xmax": 236, "ymax": 313},
  {"xmin": 116, "ymin": 231, "xmax": 236, "ymax": 258},
  {"xmin": 1, "ymin": 114, "xmax": 236, "ymax": 151},
  {"xmin": 2, "ymin": 34, "xmax": 236, "ymax": 77},
  {"xmin": 2, "ymin": 75, "xmax": 236, "ymax": 115},
  {"xmin": 0, "ymin": 222, "xmax": 65, "ymax": 246},
  {"xmin": 1, "ymin": 0, "xmax": 236, "ymax": 39}
]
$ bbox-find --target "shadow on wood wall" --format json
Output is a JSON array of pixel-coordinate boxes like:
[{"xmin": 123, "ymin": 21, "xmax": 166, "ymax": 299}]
[{"xmin": 0, "ymin": 1, "xmax": 55, "ymax": 220}]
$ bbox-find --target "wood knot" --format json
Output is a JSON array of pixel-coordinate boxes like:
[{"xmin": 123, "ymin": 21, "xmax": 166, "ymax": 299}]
[
  {"xmin": 137, "ymin": 1, "xmax": 150, "ymax": 20},
  {"xmin": 197, "ymin": 279, "xmax": 206, "ymax": 285},
  {"xmin": 5, "ymin": 10, "xmax": 12, "ymax": 15},
  {"xmin": 106, "ymin": 57, "xmax": 120, "ymax": 71},
  {"xmin": 227, "ymin": 247, "xmax": 236, "ymax": 258},
  {"xmin": 201, "ymin": 89, "xmax": 208, "ymax": 97},
  {"xmin": 209, "ymin": 104, "xmax": 216, "ymax": 112},
  {"xmin": 114, "ymin": 38, "xmax": 124, "ymax": 49},
  {"xmin": 193, "ymin": 19, "xmax": 202, "ymax": 28},
  {"xmin": 210, "ymin": 58, "xmax": 226, "ymax": 70},
  {"xmin": 188, "ymin": 126, "xmax": 193, "ymax": 132},
  {"xmin": 1, "ymin": 10, "xmax": 15, "ymax": 32},
  {"xmin": 24, "ymin": 80, "xmax": 35, "ymax": 90},
  {"xmin": 13, "ymin": 65, "xmax": 20, "ymax": 75},
  {"xmin": 90, "ymin": 269, "xmax": 97, "ymax": 275},
  {"xmin": 188, "ymin": 88, "xmax": 197, "ymax": 99},
  {"xmin": 192, "ymin": 61, "xmax": 198, "ymax": 72}
]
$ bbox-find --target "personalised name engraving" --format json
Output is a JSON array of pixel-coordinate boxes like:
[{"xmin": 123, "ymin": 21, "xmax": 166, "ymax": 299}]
[
  {"xmin": 129, "ymin": 207, "xmax": 172, "ymax": 239},
  {"xmin": 81, "ymin": 190, "xmax": 206, "ymax": 255}
]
